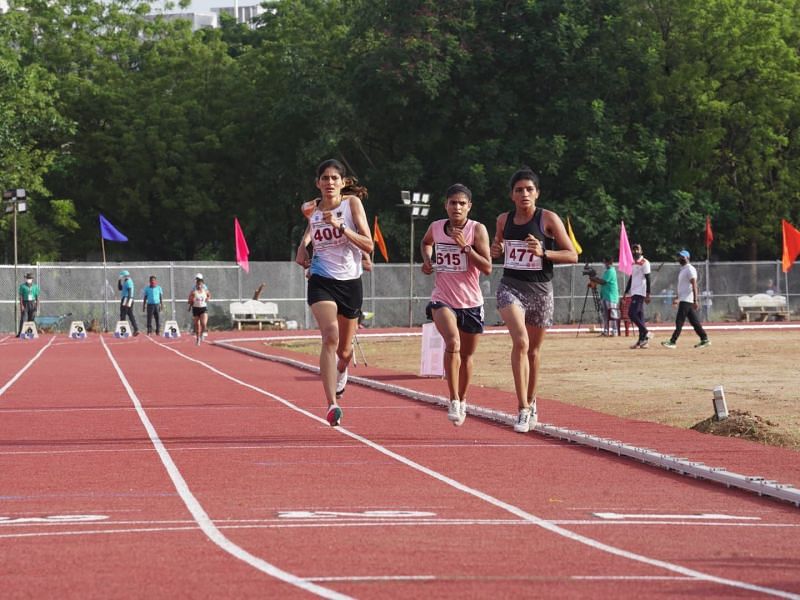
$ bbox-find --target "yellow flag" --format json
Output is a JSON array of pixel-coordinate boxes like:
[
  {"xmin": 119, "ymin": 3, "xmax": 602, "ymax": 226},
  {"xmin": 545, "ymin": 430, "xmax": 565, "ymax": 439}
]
[{"xmin": 567, "ymin": 216, "xmax": 583, "ymax": 255}]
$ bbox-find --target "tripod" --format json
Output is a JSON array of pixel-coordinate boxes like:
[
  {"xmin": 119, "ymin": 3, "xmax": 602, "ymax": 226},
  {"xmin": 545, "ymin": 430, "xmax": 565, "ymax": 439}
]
[{"xmin": 575, "ymin": 283, "xmax": 602, "ymax": 336}]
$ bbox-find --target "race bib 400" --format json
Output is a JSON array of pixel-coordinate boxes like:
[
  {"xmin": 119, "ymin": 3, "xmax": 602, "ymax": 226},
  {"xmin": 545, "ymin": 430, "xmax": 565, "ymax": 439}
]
[{"xmin": 311, "ymin": 221, "xmax": 347, "ymax": 250}]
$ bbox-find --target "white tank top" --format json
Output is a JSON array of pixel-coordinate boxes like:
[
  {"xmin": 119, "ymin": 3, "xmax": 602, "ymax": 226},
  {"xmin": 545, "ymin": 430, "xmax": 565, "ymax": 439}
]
[
  {"xmin": 309, "ymin": 197, "xmax": 362, "ymax": 280},
  {"xmin": 191, "ymin": 287, "xmax": 209, "ymax": 308}
]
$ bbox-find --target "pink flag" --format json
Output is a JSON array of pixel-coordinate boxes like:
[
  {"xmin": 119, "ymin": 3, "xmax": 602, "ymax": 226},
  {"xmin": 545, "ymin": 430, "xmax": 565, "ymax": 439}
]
[
  {"xmin": 234, "ymin": 217, "xmax": 250, "ymax": 273},
  {"xmin": 618, "ymin": 220, "xmax": 634, "ymax": 275}
]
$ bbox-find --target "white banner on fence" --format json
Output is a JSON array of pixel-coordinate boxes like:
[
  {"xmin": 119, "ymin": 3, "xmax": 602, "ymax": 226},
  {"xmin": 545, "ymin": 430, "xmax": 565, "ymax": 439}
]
[{"xmin": 419, "ymin": 322, "xmax": 445, "ymax": 377}]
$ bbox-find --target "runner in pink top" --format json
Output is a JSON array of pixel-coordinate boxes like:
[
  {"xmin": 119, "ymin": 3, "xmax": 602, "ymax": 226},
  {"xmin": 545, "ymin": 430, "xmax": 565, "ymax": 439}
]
[{"xmin": 421, "ymin": 184, "xmax": 492, "ymax": 426}]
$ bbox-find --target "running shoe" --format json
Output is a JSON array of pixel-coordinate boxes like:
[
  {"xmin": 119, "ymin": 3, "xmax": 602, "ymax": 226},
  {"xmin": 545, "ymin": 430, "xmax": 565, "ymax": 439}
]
[
  {"xmin": 447, "ymin": 400, "xmax": 466, "ymax": 427},
  {"xmin": 196, "ymin": 336, "xmax": 201, "ymax": 346},
  {"xmin": 447, "ymin": 399, "xmax": 461, "ymax": 423},
  {"xmin": 661, "ymin": 340, "xmax": 676, "ymax": 349},
  {"xmin": 513, "ymin": 408, "xmax": 532, "ymax": 433},
  {"xmin": 630, "ymin": 340, "xmax": 642, "ymax": 349},
  {"xmin": 326, "ymin": 404, "xmax": 343, "ymax": 427},
  {"xmin": 529, "ymin": 398, "xmax": 538, "ymax": 426},
  {"xmin": 638, "ymin": 331, "xmax": 653, "ymax": 348},
  {"xmin": 335, "ymin": 367, "xmax": 348, "ymax": 399},
  {"xmin": 694, "ymin": 339, "xmax": 711, "ymax": 349}
]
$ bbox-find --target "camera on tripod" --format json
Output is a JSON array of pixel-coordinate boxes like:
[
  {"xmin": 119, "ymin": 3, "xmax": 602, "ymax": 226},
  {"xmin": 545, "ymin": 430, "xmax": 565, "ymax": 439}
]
[{"xmin": 582, "ymin": 263, "xmax": 597, "ymax": 278}]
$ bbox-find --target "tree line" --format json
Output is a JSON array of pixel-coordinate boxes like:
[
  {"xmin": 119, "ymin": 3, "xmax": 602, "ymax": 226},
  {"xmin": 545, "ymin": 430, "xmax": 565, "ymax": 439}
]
[{"xmin": 2, "ymin": 0, "xmax": 799, "ymax": 265}]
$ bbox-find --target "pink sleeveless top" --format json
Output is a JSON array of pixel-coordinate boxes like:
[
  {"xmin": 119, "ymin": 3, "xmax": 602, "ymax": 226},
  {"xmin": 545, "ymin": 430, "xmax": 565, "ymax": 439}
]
[{"xmin": 430, "ymin": 219, "xmax": 483, "ymax": 309}]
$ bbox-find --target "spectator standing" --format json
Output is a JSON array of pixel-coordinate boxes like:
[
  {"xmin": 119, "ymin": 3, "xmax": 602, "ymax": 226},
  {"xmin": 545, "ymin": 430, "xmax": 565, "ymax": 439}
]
[
  {"xmin": 18, "ymin": 272, "xmax": 40, "ymax": 337},
  {"xmin": 118, "ymin": 270, "xmax": 140, "ymax": 336},
  {"xmin": 590, "ymin": 258, "xmax": 619, "ymax": 336},
  {"xmin": 623, "ymin": 243, "xmax": 652, "ymax": 348},
  {"xmin": 142, "ymin": 275, "xmax": 164, "ymax": 335}
]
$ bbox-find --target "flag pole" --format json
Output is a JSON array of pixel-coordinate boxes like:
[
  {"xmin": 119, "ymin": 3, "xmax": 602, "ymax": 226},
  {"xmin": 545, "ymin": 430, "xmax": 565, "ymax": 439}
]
[{"xmin": 101, "ymin": 233, "xmax": 108, "ymax": 332}]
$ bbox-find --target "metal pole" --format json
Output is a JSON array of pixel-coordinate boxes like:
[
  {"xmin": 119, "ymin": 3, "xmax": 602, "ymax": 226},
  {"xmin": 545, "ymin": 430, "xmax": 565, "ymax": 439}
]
[
  {"xmin": 13, "ymin": 203, "xmax": 18, "ymax": 329},
  {"xmin": 408, "ymin": 214, "xmax": 414, "ymax": 328}
]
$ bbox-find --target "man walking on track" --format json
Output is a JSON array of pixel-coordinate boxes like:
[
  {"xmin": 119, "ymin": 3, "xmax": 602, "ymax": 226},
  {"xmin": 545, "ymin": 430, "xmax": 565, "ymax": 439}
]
[
  {"xmin": 661, "ymin": 250, "xmax": 711, "ymax": 349},
  {"xmin": 624, "ymin": 243, "xmax": 652, "ymax": 348}
]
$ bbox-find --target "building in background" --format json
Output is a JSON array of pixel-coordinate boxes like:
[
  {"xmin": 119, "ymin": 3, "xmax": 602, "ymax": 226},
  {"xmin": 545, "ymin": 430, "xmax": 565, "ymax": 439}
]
[
  {"xmin": 211, "ymin": 4, "xmax": 265, "ymax": 26},
  {"xmin": 147, "ymin": 11, "xmax": 219, "ymax": 31}
]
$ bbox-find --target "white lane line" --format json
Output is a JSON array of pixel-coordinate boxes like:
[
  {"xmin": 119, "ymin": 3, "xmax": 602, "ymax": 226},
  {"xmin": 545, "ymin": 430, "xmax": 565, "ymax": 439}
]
[
  {"xmin": 153, "ymin": 340, "xmax": 800, "ymax": 600},
  {"xmin": 0, "ymin": 337, "xmax": 55, "ymax": 397},
  {"xmin": 0, "ymin": 442, "xmax": 548, "ymax": 457},
  {"xmin": 3, "ymin": 517, "xmax": 797, "ymax": 531},
  {"xmin": 100, "ymin": 337, "xmax": 351, "ymax": 600},
  {"xmin": 306, "ymin": 575, "xmax": 697, "ymax": 583},
  {"xmin": 594, "ymin": 513, "xmax": 761, "ymax": 521}
]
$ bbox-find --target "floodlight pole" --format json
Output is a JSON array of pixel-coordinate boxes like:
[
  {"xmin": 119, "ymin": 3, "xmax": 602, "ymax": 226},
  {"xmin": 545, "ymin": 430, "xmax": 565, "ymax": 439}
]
[
  {"xmin": 4, "ymin": 189, "xmax": 27, "ymax": 331},
  {"xmin": 400, "ymin": 190, "xmax": 430, "ymax": 328}
]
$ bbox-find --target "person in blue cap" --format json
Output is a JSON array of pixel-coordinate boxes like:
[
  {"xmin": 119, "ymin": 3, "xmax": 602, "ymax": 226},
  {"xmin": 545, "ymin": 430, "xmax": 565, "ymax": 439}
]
[
  {"xmin": 117, "ymin": 270, "xmax": 140, "ymax": 336},
  {"xmin": 661, "ymin": 250, "xmax": 710, "ymax": 349}
]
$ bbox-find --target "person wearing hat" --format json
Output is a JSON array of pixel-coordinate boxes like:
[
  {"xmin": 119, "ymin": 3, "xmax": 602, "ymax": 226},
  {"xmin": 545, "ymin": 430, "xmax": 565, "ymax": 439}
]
[
  {"xmin": 17, "ymin": 272, "xmax": 40, "ymax": 337},
  {"xmin": 117, "ymin": 270, "xmax": 140, "ymax": 336},
  {"xmin": 661, "ymin": 250, "xmax": 710, "ymax": 349},
  {"xmin": 142, "ymin": 275, "xmax": 164, "ymax": 335},
  {"xmin": 188, "ymin": 273, "xmax": 211, "ymax": 345}
]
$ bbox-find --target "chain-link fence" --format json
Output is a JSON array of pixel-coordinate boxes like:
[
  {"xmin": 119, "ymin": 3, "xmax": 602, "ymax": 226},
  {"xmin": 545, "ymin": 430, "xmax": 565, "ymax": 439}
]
[{"xmin": 1, "ymin": 260, "xmax": 796, "ymax": 333}]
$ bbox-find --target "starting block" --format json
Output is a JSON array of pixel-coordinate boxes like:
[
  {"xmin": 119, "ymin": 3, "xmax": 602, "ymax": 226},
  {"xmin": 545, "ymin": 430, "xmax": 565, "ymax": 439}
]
[
  {"xmin": 114, "ymin": 320, "xmax": 132, "ymax": 338},
  {"xmin": 162, "ymin": 320, "xmax": 180, "ymax": 338},
  {"xmin": 69, "ymin": 321, "xmax": 88, "ymax": 339},
  {"xmin": 20, "ymin": 321, "xmax": 38, "ymax": 339}
]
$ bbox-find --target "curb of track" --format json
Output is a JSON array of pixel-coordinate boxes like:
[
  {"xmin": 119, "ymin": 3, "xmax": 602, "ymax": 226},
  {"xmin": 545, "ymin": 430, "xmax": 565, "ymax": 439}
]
[{"xmin": 213, "ymin": 339, "xmax": 800, "ymax": 508}]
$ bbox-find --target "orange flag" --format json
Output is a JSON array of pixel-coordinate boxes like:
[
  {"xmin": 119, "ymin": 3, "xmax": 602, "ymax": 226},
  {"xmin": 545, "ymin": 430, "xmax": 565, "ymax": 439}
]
[
  {"xmin": 373, "ymin": 216, "xmax": 389, "ymax": 262},
  {"xmin": 705, "ymin": 215, "xmax": 714, "ymax": 248},
  {"xmin": 782, "ymin": 219, "xmax": 800, "ymax": 272}
]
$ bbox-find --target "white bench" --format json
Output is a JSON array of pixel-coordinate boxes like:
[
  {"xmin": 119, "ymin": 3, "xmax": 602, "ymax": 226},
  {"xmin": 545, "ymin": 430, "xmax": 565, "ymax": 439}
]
[
  {"xmin": 737, "ymin": 294, "xmax": 790, "ymax": 322},
  {"xmin": 230, "ymin": 300, "xmax": 286, "ymax": 330}
]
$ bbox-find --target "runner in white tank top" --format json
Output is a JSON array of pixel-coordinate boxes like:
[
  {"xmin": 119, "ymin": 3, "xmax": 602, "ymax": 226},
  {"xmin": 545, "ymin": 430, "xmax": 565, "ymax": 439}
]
[
  {"xmin": 421, "ymin": 184, "xmax": 492, "ymax": 426},
  {"xmin": 187, "ymin": 274, "xmax": 211, "ymax": 345},
  {"xmin": 294, "ymin": 160, "xmax": 373, "ymax": 427}
]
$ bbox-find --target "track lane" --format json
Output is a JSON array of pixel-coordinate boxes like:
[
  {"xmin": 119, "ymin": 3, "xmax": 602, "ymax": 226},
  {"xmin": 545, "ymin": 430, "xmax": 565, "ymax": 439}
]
[
  {"xmin": 100, "ymin": 335, "xmax": 800, "ymax": 599},
  {"xmin": 0, "ymin": 337, "xmax": 322, "ymax": 599}
]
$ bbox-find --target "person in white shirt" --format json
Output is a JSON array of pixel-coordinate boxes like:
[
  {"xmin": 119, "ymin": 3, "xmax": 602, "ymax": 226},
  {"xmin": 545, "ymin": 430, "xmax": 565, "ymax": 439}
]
[
  {"xmin": 623, "ymin": 243, "xmax": 652, "ymax": 348},
  {"xmin": 661, "ymin": 250, "xmax": 710, "ymax": 349}
]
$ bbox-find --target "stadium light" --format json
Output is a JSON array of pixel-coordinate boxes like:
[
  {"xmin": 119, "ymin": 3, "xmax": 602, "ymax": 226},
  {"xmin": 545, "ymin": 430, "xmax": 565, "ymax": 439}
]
[
  {"xmin": 400, "ymin": 190, "xmax": 430, "ymax": 328},
  {"xmin": 4, "ymin": 188, "xmax": 28, "ymax": 327}
]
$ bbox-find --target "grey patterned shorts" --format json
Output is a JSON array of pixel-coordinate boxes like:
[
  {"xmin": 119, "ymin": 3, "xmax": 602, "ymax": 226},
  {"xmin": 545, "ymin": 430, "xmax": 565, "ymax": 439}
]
[{"xmin": 496, "ymin": 279, "xmax": 554, "ymax": 328}]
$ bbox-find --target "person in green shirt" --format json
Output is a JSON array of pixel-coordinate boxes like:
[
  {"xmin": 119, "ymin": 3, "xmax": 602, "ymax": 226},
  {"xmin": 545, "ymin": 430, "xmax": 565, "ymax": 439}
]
[
  {"xmin": 18, "ymin": 272, "xmax": 40, "ymax": 337},
  {"xmin": 591, "ymin": 257, "xmax": 619, "ymax": 336}
]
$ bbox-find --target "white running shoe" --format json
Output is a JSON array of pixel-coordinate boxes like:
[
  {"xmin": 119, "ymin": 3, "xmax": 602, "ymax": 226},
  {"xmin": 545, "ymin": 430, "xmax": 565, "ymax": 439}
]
[
  {"xmin": 335, "ymin": 367, "xmax": 348, "ymax": 399},
  {"xmin": 447, "ymin": 400, "xmax": 466, "ymax": 427},
  {"xmin": 447, "ymin": 400, "xmax": 461, "ymax": 422},
  {"xmin": 529, "ymin": 399, "xmax": 538, "ymax": 426},
  {"xmin": 514, "ymin": 408, "xmax": 532, "ymax": 433}
]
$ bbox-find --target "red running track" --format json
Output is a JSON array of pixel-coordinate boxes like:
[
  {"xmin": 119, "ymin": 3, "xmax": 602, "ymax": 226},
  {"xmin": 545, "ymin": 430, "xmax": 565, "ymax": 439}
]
[{"xmin": 0, "ymin": 332, "xmax": 798, "ymax": 599}]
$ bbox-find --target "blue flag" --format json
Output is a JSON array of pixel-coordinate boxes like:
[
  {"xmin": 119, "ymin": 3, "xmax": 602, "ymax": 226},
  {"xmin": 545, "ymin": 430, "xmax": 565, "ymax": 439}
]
[{"xmin": 99, "ymin": 214, "xmax": 128, "ymax": 242}]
